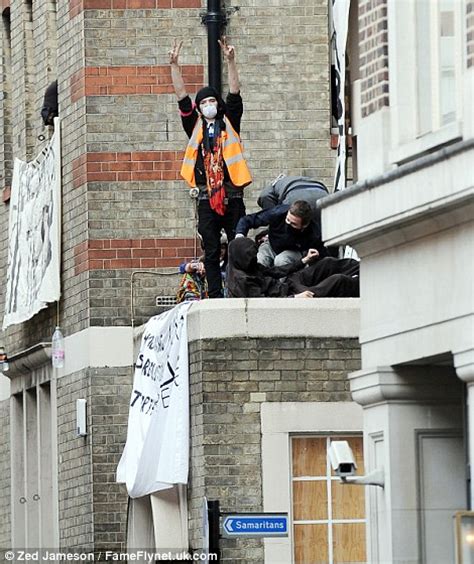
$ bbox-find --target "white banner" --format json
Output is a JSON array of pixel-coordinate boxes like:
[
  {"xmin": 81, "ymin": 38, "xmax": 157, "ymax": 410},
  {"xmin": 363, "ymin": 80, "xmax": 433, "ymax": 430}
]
[
  {"xmin": 332, "ymin": 0, "xmax": 351, "ymax": 192},
  {"xmin": 3, "ymin": 121, "xmax": 61, "ymax": 329},
  {"xmin": 117, "ymin": 303, "xmax": 192, "ymax": 498}
]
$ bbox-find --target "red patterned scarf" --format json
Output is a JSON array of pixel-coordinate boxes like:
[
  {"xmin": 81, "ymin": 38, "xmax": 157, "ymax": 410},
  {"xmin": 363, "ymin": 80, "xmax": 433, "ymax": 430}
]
[{"xmin": 202, "ymin": 131, "xmax": 226, "ymax": 215}]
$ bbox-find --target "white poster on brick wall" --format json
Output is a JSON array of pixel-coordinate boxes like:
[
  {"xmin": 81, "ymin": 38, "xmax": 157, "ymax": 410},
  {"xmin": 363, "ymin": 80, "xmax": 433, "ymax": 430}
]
[
  {"xmin": 332, "ymin": 0, "xmax": 351, "ymax": 193},
  {"xmin": 3, "ymin": 120, "xmax": 61, "ymax": 329},
  {"xmin": 117, "ymin": 302, "xmax": 192, "ymax": 498}
]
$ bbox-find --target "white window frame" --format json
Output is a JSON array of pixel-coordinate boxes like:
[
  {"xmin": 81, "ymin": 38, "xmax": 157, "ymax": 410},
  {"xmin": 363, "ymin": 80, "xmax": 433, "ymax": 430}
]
[
  {"xmin": 11, "ymin": 372, "xmax": 59, "ymax": 549},
  {"xmin": 261, "ymin": 402, "xmax": 364, "ymax": 564},
  {"xmin": 388, "ymin": 0, "xmax": 464, "ymax": 165},
  {"xmin": 291, "ymin": 435, "xmax": 366, "ymax": 564}
]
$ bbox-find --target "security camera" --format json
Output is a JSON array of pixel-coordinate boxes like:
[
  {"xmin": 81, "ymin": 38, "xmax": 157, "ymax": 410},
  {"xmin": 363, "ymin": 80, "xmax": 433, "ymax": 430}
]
[
  {"xmin": 328, "ymin": 441, "xmax": 357, "ymax": 477},
  {"xmin": 327, "ymin": 440, "xmax": 385, "ymax": 488}
]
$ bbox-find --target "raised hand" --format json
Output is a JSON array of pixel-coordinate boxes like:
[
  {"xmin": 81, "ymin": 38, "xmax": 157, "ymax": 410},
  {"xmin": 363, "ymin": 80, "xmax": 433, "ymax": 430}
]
[
  {"xmin": 169, "ymin": 39, "xmax": 183, "ymax": 65},
  {"xmin": 218, "ymin": 36, "xmax": 240, "ymax": 93},
  {"xmin": 218, "ymin": 36, "xmax": 235, "ymax": 62}
]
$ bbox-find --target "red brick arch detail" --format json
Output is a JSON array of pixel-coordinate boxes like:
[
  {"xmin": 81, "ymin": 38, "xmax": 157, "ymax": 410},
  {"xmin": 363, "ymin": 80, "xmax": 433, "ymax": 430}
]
[{"xmin": 74, "ymin": 238, "xmax": 197, "ymax": 274}]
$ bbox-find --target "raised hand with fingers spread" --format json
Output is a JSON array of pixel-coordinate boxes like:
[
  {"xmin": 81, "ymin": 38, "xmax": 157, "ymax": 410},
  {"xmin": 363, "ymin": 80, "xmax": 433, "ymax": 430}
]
[
  {"xmin": 218, "ymin": 36, "xmax": 239, "ymax": 94},
  {"xmin": 218, "ymin": 36, "xmax": 235, "ymax": 62},
  {"xmin": 169, "ymin": 39, "xmax": 186, "ymax": 100},
  {"xmin": 168, "ymin": 38, "xmax": 183, "ymax": 66}
]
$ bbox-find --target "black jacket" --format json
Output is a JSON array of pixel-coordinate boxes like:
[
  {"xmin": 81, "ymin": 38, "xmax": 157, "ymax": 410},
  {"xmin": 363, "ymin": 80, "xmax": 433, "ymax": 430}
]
[
  {"xmin": 227, "ymin": 239, "xmax": 360, "ymax": 299},
  {"xmin": 236, "ymin": 204, "xmax": 328, "ymax": 256},
  {"xmin": 226, "ymin": 238, "xmax": 305, "ymax": 298}
]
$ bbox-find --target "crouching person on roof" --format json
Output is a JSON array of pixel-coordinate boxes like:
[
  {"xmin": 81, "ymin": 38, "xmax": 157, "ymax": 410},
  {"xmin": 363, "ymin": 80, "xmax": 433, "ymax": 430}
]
[{"xmin": 169, "ymin": 37, "xmax": 252, "ymax": 298}]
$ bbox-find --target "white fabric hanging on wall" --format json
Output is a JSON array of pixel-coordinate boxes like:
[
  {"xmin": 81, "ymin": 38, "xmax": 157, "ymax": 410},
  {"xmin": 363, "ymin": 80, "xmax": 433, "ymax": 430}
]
[
  {"xmin": 117, "ymin": 302, "xmax": 192, "ymax": 498},
  {"xmin": 3, "ymin": 120, "xmax": 61, "ymax": 329}
]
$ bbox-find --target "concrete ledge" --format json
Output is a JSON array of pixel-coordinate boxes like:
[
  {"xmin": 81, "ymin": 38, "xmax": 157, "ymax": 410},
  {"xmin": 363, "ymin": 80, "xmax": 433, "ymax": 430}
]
[
  {"xmin": 320, "ymin": 144, "xmax": 474, "ymax": 252},
  {"xmin": 60, "ymin": 327, "xmax": 134, "ymax": 378},
  {"xmin": 5, "ymin": 342, "xmax": 51, "ymax": 378},
  {"xmin": 349, "ymin": 366, "xmax": 463, "ymax": 407},
  {"xmin": 186, "ymin": 298, "xmax": 360, "ymax": 341}
]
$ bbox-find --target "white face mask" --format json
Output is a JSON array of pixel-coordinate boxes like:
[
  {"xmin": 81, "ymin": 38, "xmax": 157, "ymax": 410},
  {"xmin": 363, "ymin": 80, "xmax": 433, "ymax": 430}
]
[{"xmin": 202, "ymin": 105, "xmax": 218, "ymax": 119}]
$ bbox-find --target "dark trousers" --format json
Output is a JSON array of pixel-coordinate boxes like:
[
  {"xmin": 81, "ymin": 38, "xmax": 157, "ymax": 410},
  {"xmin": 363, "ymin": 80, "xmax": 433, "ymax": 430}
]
[
  {"xmin": 198, "ymin": 198, "xmax": 245, "ymax": 298},
  {"xmin": 288, "ymin": 257, "xmax": 360, "ymax": 297}
]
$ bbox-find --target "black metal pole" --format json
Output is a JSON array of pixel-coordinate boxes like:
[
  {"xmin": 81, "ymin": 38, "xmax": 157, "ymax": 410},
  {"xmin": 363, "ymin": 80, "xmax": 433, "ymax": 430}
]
[
  {"xmin": 203, "ymin": 0, "xmax": 226, "ymax": 95},
  {"xmin": 208, "ymin": 499, "xmax": 221, "ymax": 562}
]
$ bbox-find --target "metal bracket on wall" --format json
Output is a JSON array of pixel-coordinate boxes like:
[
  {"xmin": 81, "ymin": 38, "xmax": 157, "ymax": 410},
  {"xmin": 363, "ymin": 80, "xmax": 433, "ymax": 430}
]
[{"xmin": 200, "ymin": 5, "xmax": 239, "ymax": 25}]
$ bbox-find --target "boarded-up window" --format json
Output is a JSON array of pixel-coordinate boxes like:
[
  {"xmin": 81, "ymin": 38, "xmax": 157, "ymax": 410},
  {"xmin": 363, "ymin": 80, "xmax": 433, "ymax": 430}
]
[{"xmin": 292, "ymin": 435, "xmax": 366, "ymax": 564}]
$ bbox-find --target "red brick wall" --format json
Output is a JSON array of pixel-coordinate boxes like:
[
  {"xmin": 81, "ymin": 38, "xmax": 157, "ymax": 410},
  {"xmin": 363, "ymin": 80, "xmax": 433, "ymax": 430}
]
[
  {"xmin": 74, "ymin": 238, "xmax": 196, "ymax": 274},
  {"xmin": 358, "ymin": 0, "xmax": 389, "ymax": 117},
  {"xmin": 70, "ymin": 65, "xmax": 204, "ymax": 102},
  {"xmin": 72, "ymin": 151, "xmax": 184, "ymax": 188}
]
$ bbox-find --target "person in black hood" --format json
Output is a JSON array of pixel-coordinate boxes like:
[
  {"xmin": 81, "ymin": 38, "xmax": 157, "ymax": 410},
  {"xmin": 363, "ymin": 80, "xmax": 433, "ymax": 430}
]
[
  {"xmin": 227, "ymin": 237, "xmax": 360, "ymax": 298},
  {"xmin": 169, "ymin": 37, "xmax": 252, "ymax": 299},
  {"xmin": 41, "ymin": 80, "xmax": 58, "ymax": 127}
]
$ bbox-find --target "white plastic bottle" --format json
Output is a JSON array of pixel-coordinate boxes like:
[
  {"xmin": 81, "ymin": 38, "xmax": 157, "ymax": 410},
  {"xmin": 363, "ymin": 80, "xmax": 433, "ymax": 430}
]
[{"xmin": 51, "ymin": 326, "xmax": 65, "ymax": 368}]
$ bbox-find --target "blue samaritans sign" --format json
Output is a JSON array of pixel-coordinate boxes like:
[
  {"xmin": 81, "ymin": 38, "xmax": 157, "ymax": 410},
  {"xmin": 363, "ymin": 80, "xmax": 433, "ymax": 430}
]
[{"xmin": 222, "ymin": 514, "xmax": 288, "ymax": 538}]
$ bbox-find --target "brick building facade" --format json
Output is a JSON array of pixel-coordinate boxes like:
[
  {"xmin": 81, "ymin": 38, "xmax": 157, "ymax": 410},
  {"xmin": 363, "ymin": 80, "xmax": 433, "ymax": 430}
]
[
  {"xmin": 357, "ymin": 0, "xmax": 389, "ymax": 118},
  {"xmin": 187, "ymin": 334, "xmax": 361, "ymax": 561},
  {"xmin": 321, "ymin": 0, "xmax": 474, "ymax": 562},
  {"xmin": 1, "ymin": 0, "xmax": 335, "ymax": 344},
  {"xmin": 0, "ymin": 0, "xmax": 352, "ymax": 560}
]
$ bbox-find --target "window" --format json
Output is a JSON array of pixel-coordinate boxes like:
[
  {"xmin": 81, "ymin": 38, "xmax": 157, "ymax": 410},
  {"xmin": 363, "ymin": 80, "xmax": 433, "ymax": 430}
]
[
  {"xmin": 416, "ymin": 0, "xmax": 459, "ymax": 136},
  {"xmin": 291, "ymin": 435, "xmax": 366, "ymax": 564},
  {"xmin": 11, "ymin": 381, "xmax": 58, "ymax": 548},
  {"xmin": 390, "ymin": 0, "xmax": 463, "ymax": 164},
  {"xmin": 261, "ymin": 402, "xmax": 364, "ymax": 564}
]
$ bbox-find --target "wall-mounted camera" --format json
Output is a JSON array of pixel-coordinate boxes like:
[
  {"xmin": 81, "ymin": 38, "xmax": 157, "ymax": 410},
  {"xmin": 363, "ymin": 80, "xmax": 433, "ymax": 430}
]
[
  {"xmin": 328, "ymin": 440, "xmax": 385, "ymax": 488},
  {"xmin": 328, "ymin": 440, "xmax": 357, "ymax": 477}
]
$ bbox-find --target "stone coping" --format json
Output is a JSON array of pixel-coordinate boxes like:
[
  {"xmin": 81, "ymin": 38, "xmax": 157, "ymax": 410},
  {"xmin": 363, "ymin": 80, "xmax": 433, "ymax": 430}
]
[
  {"xmin": 134, "ymin": 299, "xmax": 360, "ymax": 343},
  {"xmin": 186, "ymin": 298, "xmax": 360, "ymax": 341}
]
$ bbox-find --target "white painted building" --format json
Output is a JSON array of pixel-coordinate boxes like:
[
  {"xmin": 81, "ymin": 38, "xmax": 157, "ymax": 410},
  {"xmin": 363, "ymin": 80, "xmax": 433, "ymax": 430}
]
[{"xmin": 321, "ymin": 0, "xmax": 474, "ymax": 562}]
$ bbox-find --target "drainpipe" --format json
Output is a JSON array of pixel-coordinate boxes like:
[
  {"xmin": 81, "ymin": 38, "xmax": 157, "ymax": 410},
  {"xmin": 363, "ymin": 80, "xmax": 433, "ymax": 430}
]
[{"xmin": 202, "ymin": 0, "xmax": 227, "ymax": 94}]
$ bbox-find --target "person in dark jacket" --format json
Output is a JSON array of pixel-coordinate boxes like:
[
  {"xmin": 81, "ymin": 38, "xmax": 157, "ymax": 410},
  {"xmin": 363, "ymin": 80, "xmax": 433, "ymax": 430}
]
[
  {"xmin": 41, "ymin": 80, "xmax": 58, "ymax": 126},
  {"xmin": 227, "ymin": 237, "xmax": 360, "ymax": 299},
  {"xmin": 236, "ymin": 200, "xmax": 328, "ymax": 268},
  {"xmin": 169, "ymin": 38, "xmax": 252, "ymax": 298}
]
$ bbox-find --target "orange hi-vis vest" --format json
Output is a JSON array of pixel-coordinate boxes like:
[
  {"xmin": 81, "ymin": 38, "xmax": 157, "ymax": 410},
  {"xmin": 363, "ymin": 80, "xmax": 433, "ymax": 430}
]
[{"xmin": 180, "ymin": 116, "xmax": 252, "ymax": 189}]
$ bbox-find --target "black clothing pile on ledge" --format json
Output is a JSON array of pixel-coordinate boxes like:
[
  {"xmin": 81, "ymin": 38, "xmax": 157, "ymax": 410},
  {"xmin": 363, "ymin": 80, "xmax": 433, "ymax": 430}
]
[{"xmin": 226, "ymin": 238, "xmax": 359, "ymax": 299}]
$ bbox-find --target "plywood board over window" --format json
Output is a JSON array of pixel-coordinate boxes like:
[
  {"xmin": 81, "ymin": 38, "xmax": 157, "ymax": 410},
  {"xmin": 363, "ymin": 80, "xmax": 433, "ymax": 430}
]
[{"xmin": 291, "ymin": 435, "xmax": 366, "ymax": 564}]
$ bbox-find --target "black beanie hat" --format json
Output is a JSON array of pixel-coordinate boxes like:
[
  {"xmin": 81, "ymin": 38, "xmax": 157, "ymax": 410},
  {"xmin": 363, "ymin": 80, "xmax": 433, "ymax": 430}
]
[{"xmin": 195, "ymin": 86, "xmax": 220, "ymax": 107}]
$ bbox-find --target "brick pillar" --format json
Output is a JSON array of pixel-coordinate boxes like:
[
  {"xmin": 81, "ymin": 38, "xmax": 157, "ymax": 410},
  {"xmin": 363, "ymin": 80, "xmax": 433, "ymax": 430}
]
[{"xmin": 358, "ymin": 0, "xmax": 389, "ymax": 117}]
